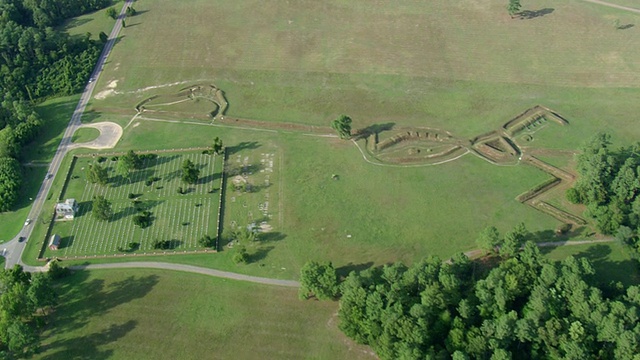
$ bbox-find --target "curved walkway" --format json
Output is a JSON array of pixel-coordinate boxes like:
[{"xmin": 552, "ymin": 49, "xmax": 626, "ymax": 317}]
[
  {"xmin": 68, "ymin": 262, "xmax": 300, "ymax": 287},
  {"xmin": 15, "ymin": 238, "xmax": 614, "ymax": 288}
]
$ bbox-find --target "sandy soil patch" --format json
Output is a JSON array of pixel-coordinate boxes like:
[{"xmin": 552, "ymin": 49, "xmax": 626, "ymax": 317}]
[
  {"xmin": 70, "ymin": 122, "xmax": 123, "ymax": 149},
  {"xmin": 94, "ymin": 80, "xmax": 119, "ymax": 100}
]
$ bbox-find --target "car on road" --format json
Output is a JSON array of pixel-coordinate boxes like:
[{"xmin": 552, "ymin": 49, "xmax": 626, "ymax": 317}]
[
  {"xmin": 18, "ymin": 237, "xmax": 25, "ymax": 242},
  {"xmin": 89, "ymin": 78, "xmax": 95, "ymax": 83},
  {"xmin": 46, "ymin": 173, "xmax": 53, "ymax": 180},
  {"xmin": 24, "ymin": 219, "xmax": 31, "ymax": 226}
]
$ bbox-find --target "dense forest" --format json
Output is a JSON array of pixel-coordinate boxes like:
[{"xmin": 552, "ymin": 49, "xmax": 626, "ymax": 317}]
[
  {"xmin": 301, "ymin": 242, "xmax": 640, "ymax": 359},
  {"xmin": 0, "ymin": 0, "xmax": 110, "ymax": 211},
  {"xmin": 567, "ymin": 133, "xmax": 640, "ymax": 258}
]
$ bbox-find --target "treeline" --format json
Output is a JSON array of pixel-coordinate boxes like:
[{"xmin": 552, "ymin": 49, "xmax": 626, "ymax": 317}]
[
  {"xmin": 0, "ymin": 0, "xmax": 110, "ymax": 212},
  {"xmin": 567, "ymin": 133, "xmax": 640, "ymax": 256},
  {"xmin": 301, "ymin": 243, "xmax": 640, "ymax": 359},
  {"xmin": 0, "ymin": 263, "xmax": 69, "ymax": 357}
]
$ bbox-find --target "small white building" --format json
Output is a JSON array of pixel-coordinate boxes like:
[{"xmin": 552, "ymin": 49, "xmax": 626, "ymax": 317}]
[
  {"xmin": 55, "ymin": 199, "xmax": 79, "ymax": 219},
  {"xmin": 49, "ymin": 234, "xmax": 61, "ymax": 251}
]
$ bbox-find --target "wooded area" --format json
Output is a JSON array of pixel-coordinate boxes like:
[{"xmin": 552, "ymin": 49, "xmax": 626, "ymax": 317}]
[
  {"xmin": 569, "ymin": 133, "xmax": 640, "ymax": 258},
  {"xmin": 333, "ymin": 243, "xmax": 640, "ymax": 359},
  {"xmin": 0, "ymin": 0, "xmax": 109, "ymax": 211}
]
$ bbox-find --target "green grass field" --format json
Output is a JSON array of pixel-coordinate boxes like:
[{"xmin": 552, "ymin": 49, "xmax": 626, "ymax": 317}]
[
  {"xmin": 85, "ymin": 0, "xmax": 640, "ymax": 142},
  {"xmin": 28, "ymin": 0, "xmax": 638, "ymax": 273},
  {"xmin": 72, "ymin": 127, "xmax": 101, "ymax": 143},
  {"xmin": 35, "ymin": 269, "xmax": 372, "ymax": 360},
  {"xmin": 42, "ymin": 152, "xmax": 223, "ymax": 259}
]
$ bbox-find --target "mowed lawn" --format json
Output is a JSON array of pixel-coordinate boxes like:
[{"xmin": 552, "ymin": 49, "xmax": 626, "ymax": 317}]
[
  {"xmin": 35, "ymin": 269, "xmax": 373, "ymax": 360},
  {"xmin": 43, "ymin": 152, "xmax": 223, "ymax": 258},
  {"xmin": 85, "ymin": 0, "xmax": 640, "ymax": 141},
  {"xmin": 109, "ymin": 120, "xmax": 558, "ymax": 278}
]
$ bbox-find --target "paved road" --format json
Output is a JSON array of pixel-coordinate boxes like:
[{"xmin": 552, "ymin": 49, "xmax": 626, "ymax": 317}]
[
  {"xmin": 2, "ymin": 0, "xmax": 133, "ymax": 269},
  {"xmin": 582, "ymin": 0, "xmax": 640, "ymax": 14}
]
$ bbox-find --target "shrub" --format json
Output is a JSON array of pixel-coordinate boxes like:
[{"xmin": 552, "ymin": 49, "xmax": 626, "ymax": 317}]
[
  {"xmin": 233, "ymin": 246, "xmax": 249, "ymax": 264},
  {"xmin": 128, "ymin": 193, "xmax": 136, "ymax": 199},
  {"xmin": 566, "ymin": 187, "xmax": 581, "ymax": 204},
  {"xmin": 152, "ymin": 239, "xmax": 172, "ymax": 249},
  {"xmin": 111, "ymin": 156, "xmax": 118, "ymax": 161}
]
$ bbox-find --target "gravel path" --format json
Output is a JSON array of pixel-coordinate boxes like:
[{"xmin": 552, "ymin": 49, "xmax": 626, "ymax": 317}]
[
  {"xmin": 582, "ymin": 0, "xmax": 640, "ymax": 14},
  {"xmin": 67, "ymin": 262, "xmax": 300, "ymax": 288}
]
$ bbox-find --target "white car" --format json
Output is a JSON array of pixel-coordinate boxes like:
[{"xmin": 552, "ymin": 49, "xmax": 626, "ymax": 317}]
[{"xmin": 24, "ymin": 219, "xmax": 31, "ymax": 226}]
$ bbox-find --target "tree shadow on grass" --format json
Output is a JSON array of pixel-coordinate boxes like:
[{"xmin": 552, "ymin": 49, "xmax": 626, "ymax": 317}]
[
  {"xmin": 198, "ymin": 172, "xmax": 221, "ymax": 185},
  {"xmin": 250, "ymin": 245, "xmax": 274, "ymax": 263},
  {"xmin": 39, "ymin": 271, "xmax": 159, "ymax": 358},
  {"xmin": 336, "ymin": 262, "xmax": 375, "ymax": 278},
  {"xmin": 227, "ymin": 141, "xmax": 260, "ymax": 155},
  {"xmin": 110, "ymin": 205, "xmax": 135, "ymax": 222},
  {"xmin": 60, "ymin": 235, "xmax": 74, "ymax": 250},
  {"xmin": 79, "ymin": 109, "xmax": 102, "ymax": 124},
  {"xmin": 76, "ymin": 201, "xmax": 92, "ymax": 217},
  {"xmin": 40, "ymin": 320, "xmax": 136, "ymax": 360},
  {"xmin": 519, "ymin": 8, "xmax": 554, "ymax": 20},
  {"xmin": 259, "ymin": 232, "xmax": 286, "ymax": 242},
  {"xmin": 352, "ymin": 122, "xmax": 396, "ymax": 140}
]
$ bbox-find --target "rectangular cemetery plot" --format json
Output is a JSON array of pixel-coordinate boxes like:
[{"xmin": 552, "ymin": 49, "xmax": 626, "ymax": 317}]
[
  {"xmin": 224, "ymin": 148, "xmax": 282, "ymax": 246},
  {"xmin": 43, "ymin": 151, "xmax": 223, "ymax": 258}
]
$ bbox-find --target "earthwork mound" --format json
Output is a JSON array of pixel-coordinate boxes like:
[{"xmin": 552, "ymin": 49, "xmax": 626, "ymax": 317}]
[
  {"xmin": 135, "ymin": 84, "xmax": 228, "ymax": 120},
  {"xmin": 365, "ymin": 127, "xmax": 467, "ymax": 164}
]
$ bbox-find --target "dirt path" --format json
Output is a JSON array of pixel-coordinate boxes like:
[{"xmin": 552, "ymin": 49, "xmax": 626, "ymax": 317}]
[
  {"xmin": 582, "ymin": 0, "xmax": 640, "ymax": 14},
  {"xmin": 455, "ymin": 237, "xmax": 615, "ymax": 261},
  {"xmin": 17, "ymin": 238, "xmax": 615, "ymax": 286}
]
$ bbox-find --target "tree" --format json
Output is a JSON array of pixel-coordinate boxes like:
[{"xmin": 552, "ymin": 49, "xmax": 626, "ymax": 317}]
[
  {"xmin": 106, "ymin": 7, "xmax": 117, "ymax": 20},
  {"xmin": 116, "ymin": 156, "xmax": 132, "ymax": 180},
  {"xmin": 0, "ymin": 157, "xmax": 22, "ymax": 212},
  {"xmin": 299, "ymin": 261, "xmax": 339, "ymax": 300},
  {"xmin": 125, "ymin": 6, "xmax": 137, "ymax": 17},
  {"xmin": 212, "ymin": 137, "xmax": 223, "ymax": 155},
  {"xmin": 232, "ymin": 246, "xmax": 249, "ymax": 264},
  {"xmin": 99, "ymin": 31, "xmax": 108, "ymax": 43},
  {"xmin": 198, "ymin": 235, "xmax": 216, "ymax": 248},
  {"xmin": 507, "ymin": 0, "xmax": 522, "ymax": 18},
  {"xmin": 92, "ymin": 195, "xmax": 112, "ymax": 221},
  {"xmin": 181, "ymin": 159, "xmax": 200, "ymax": 184},
  {"xmin": 234, "ymin": 227, "xmax": 257, "ymax": 243},
  {"xmin": 86, "ymin": 162, "xmax": 108, "ymax": 185},
  {"xmin": 477, "ymin": 226, "xmax": 501, "ymax": 254},
  {"xmin": 132, "ymin": 211, "xmax": 152, "ymax": 228},
  {"xmin": 331, "ymin": 115, "xmax": 352, "ymax": 139}
]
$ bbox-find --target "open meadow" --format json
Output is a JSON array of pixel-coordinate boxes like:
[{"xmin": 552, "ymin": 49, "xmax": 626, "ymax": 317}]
[
  {"xmin": 32, "ymin": 0, "xmax": 640, "ymax": 275},
  {"xmin": 34, "ymin": 269, "xmax": 373, "ymax": 360}
]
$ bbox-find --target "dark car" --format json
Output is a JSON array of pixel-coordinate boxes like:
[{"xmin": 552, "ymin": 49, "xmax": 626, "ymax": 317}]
[{"xmin": 18, "ymin": 237, "xmax": 25, "ymax": 242}]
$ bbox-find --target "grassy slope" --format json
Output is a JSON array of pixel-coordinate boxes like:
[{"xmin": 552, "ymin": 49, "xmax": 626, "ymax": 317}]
[{"xmin": 35, "ymin": 269, "xmax": 372, "ymax": 360}]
